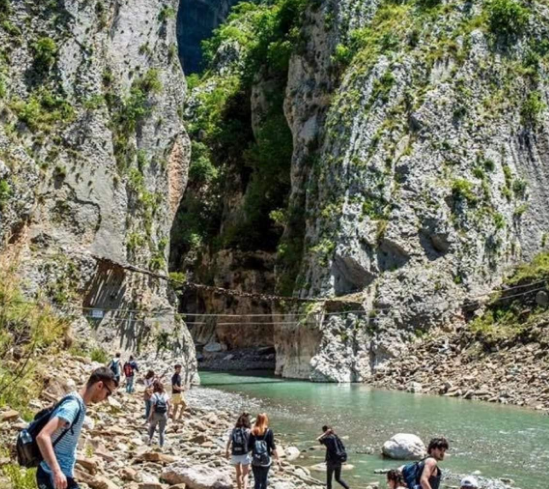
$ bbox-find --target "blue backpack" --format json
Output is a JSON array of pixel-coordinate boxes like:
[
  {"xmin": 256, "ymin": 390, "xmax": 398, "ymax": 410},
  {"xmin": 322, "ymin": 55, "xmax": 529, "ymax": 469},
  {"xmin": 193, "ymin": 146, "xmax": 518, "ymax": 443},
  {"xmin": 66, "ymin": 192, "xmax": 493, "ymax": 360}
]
[{"xmin": 402, "ymin": 457, "xmax": 430, "ymax": 489}]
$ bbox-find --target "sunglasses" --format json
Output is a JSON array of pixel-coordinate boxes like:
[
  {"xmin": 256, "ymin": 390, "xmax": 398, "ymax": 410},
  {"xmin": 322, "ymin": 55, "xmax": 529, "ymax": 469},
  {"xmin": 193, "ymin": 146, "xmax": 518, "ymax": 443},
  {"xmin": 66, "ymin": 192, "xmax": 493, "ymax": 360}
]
[{"xmin": 103, "ymin": 383, "xmax": 113, "ymax": 397}]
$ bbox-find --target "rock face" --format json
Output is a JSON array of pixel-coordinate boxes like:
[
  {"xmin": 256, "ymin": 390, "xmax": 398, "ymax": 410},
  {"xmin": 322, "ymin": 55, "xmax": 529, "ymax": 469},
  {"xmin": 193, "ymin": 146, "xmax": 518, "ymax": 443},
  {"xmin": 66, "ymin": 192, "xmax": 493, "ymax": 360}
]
[
  {"xmin": 0, "ymin": 0, "xmax": 196, "ymax": 378},
  {"xmin": 173, "ymin": 0, "xmax": 549, "ymax": 382},
  {"xmin": 382, "ymin": 434, "xmax": 426, "ymax": 460}
]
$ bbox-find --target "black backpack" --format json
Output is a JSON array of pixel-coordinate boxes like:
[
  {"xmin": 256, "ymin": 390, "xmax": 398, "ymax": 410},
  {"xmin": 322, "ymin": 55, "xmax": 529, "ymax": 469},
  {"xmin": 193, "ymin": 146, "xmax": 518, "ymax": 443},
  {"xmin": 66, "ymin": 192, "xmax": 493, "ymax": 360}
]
[
  {"xmin": 153, "ymin": 394, "xmax": 168, "ymax": 414},
  {"xmin": 231, "ymin": 427, "xmax": 249, "ymax": 455},
  {"xmin": 252, "ymin": 430, "xmax": 271, "ymax": 467},
  {"xmin": 16, "ymin": 395, "xmax": 82, "ymax": 468},
  {"xmin": 333, "ymin": 435, "xmax": 347, "ymax": 463}
]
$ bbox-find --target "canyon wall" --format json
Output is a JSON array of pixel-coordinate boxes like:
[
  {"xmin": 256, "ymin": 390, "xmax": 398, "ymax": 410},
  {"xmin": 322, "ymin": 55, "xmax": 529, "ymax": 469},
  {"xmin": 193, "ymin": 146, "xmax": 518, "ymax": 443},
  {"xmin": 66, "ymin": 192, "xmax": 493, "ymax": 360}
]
[
  {"xmin": 174, "ymin": 0, "xmax": 549, "ymax": 381},
  {"xmin": 0, "ymin": 0, "xmax": 196, "ymax": 381}
]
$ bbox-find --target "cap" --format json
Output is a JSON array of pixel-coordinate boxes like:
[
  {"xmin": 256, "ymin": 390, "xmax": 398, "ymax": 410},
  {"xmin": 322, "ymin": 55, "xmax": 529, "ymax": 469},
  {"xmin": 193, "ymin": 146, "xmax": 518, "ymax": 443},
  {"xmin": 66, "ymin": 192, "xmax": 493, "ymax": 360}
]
[{"xmin": 460, "ymin": 476, "xmax": 479, "ymax": 488}]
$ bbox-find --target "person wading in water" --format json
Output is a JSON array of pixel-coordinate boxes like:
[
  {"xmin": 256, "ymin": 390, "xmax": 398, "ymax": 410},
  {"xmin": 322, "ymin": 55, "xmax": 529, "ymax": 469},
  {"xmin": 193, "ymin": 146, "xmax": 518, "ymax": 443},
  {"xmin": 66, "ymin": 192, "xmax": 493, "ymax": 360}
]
[
  {"xmin": 226, "ymin": 412, "xmax": 252, "ymax": 489},
  {"xmin": 317, "ymin": 425, "xmax": 350, "ymax": 489},
  {"xmin": 419, "ymin": 437, "xmax": 448, "ymax": 489}
]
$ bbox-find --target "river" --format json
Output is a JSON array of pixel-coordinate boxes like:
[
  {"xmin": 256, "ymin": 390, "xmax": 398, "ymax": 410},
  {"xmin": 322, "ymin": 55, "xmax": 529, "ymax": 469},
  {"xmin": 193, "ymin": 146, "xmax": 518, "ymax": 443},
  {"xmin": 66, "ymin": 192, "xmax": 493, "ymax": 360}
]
[{"xmin": 196, "ymin": 370, "xmax": 549, "ymax": 489}]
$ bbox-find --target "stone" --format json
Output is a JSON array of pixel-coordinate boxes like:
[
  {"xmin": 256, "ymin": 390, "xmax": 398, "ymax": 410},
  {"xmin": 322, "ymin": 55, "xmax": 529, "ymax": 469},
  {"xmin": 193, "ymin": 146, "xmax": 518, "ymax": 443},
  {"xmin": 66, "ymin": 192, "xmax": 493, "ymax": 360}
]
[
  {"xmin": 88, "ymin": 475, "xmax": 120, "ymax": 489},
  {"xmin": 407, "ymin": 382, "xmax": 423, "ymax": 394},
  {"xmin": 161, "ymin": 462, "xmax": 233, "ymax": 489},
  {"xmin": 381, "ymin": 434, "xmax": 426, "ymax": 460},
  {"xmin": 76, "ymin": 456, "xmax": 98, "ymax": 475},
  {"xmin": 140, "ymin": 452, "xmax": 179, "ymax": 464},
  {"xmin": 120, "ymin": 467, "xmax": 139, "ymax": 481},
  {"xmin": 203, "ymin": 343, "xmax": 224, "ymax": 353},
  {"xmin": 1, "ymin": 410, "xmax": 19, "ymax": 422},
  {"xmin": 284, "ymin": 446, "xmax": 300, "ymax": 461}
]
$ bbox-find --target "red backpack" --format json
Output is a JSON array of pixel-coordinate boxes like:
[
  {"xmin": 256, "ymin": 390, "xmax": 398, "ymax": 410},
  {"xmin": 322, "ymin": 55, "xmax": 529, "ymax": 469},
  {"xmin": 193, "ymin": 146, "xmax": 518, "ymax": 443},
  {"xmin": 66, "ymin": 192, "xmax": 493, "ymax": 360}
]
[{"xmin": 123, "ymin": 362, "xmax": 133, "ymax": 377}]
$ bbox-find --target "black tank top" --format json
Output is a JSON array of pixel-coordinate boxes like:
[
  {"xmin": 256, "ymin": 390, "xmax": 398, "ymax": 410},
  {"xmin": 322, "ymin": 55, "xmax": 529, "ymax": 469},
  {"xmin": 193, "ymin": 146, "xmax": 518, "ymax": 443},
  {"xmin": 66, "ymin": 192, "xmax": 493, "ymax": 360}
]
[{"xmin": 429, "ymin": 466, "xmax": 441, "ymax": 489}]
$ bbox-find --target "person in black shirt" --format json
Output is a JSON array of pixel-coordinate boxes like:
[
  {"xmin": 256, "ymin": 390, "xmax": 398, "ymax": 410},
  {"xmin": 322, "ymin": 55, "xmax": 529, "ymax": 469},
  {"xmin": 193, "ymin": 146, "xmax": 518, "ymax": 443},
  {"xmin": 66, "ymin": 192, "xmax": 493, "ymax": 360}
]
[
  {"xmin": 318, "ymin": 425, "xmax": 350, "ymax": 489},
  {"xmin": 170, "ymin": 364, "xmax": 186, "ymax": 422},
  {"xmin": 248, "ymin": 413, "xmax": 281, "ymax": 489}
]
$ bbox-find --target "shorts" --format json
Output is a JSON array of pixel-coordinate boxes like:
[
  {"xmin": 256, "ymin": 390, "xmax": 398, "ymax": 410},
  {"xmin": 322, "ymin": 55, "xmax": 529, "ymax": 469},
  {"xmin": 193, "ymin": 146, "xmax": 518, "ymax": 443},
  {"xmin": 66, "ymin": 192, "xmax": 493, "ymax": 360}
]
[
  {"xmin": 172, "ymin": 393, "xmax": 187, "ymax": 407},
  {"xmin": 231, "ymin": 453, "xmax": 252, "ymax": 466}
]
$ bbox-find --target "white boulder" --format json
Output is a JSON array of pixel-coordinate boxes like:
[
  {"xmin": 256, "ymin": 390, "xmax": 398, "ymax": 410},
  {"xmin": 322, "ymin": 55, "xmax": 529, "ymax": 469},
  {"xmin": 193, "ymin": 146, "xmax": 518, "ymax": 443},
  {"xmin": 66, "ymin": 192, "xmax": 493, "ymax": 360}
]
[
  {"xmin": 285, "ymin": 446, "xmax": 300, "ymax": 461},
  {"xmin": 382, "ymin": 433, "xmax": 426, "ymax": 460}
]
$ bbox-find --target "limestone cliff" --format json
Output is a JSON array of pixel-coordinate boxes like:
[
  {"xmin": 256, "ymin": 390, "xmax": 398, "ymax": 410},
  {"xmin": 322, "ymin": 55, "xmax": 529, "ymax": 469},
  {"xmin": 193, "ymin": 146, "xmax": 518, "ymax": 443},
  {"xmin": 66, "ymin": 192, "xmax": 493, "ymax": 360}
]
[
  {"xmin": 0, "ymin": 0, "xmax": 196, "ymax": 380},
  {"xmin": 173, "ymin": 0, "xmax": 549, "ymax": 381}
]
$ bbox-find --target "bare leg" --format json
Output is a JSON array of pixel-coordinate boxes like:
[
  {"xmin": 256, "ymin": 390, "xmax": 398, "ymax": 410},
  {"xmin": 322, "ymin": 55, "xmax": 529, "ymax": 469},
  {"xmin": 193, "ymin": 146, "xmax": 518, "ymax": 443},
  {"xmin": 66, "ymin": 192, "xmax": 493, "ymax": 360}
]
[
  {"xmin": 235, "ymin": 463, "xmax": 242, "ymax": 489},
  {"xmin": 242, "ymin": 464, "xmax": 250, "ymax": 489}
]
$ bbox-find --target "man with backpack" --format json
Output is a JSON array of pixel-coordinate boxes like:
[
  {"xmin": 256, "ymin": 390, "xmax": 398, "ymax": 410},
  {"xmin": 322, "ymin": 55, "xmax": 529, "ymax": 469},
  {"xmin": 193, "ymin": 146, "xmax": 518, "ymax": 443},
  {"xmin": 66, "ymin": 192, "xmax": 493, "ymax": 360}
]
[
  {"xmin": 318, "ymin": 425, "xmax": 350, "ymax": 489},
  {"xmin": 108, "ymin": 352, "xmax": 122, "ymax": 385},
  {"xmin": 123, "ymin": 355, "xmax": 139, "ymax": 394},
  {"xmin": 28, "ymin": 367, "xmax": 118, "ymax": 489},
  {"xmin": 402, "ymin": 437, "xmax": 449, "ymax": 489}
]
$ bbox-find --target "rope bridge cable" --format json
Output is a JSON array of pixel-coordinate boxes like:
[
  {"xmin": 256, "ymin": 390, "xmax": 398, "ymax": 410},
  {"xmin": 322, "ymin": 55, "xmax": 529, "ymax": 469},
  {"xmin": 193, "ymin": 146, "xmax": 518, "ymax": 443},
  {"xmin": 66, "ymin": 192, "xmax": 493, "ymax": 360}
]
[
  {"xmin": 79, "ymin": 283, "xmax": 547, "ymax": 327},
  {"xmin": 68, "ymin": 278, "xmax": 548, "ymax": 318},
  {"xmin": 88, "ymin": 254, "xmax": 546, "ymax": 307}
]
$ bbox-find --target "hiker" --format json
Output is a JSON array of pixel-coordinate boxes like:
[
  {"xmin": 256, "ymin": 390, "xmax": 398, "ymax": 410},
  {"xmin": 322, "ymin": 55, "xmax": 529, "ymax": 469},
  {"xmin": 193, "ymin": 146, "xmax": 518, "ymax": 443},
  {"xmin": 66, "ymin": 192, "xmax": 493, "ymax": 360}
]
[
  {"xmin": 108, "ymin": 352, "xmax": 122, "ymax": 384},
  {"xmin": 171, "ymin": 363, "xmax": 186, "ymax": 422},
  {"xmin": 248, "ymin": 413, "xmax": 281, "ymax": 489},
  {"xmin": 123, "ymin": 355, "xmax": 139, "ymax": 394},
  {"xmin": 317, "ymin": 425, "xmax": 350, "ymax": 489},
  {"xmin": 143, "ymin": 370, "xmax": 155, "ymax": 419},
  {"xmin": 402, "ymin": 437, "xmax": 449, "ymax": 489},
  {"xmin": 460, "ymin": 476, "xmax": 479, "ymax": 489},
  {"xmin": 387, "ymin": 469, "xmax": 406, "ymax": 489},
  {"xmin": 148, "ymin": 380, "xmax": 170, "ymax": 448},
  {"xmin": 419, "ymin": 437, "xmax": 448, "ymax": 489},
  {"xmin": 225, "ymin": 412, "xmax": 252, "ymax": 489},
  {"xmin": 35, "ymin": 367, "xmax": 118, "ymax": 489}
]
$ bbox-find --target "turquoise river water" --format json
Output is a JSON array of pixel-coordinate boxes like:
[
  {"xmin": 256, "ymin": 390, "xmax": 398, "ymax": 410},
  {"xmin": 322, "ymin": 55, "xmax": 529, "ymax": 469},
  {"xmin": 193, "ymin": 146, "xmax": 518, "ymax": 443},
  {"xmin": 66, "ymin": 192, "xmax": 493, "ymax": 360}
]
[{"xmin": 199, "ymin": 371, "xmax": 549, "ymax": 489}]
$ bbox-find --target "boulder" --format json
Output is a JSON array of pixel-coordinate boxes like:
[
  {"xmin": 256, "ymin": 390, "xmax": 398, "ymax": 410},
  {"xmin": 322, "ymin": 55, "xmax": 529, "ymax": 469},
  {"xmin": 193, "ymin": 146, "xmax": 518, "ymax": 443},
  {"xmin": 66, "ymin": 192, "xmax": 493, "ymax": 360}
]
[
  {"xmin": 381, "ymin": 434, "xmax": 426, "ymax": 460},
  {"xmin": 284, "ymin": 447, "xmax": 300, "ymax": 461},
  {"xmin": 161, "ymin": 462, "xmax": 232, "ymax": 489}
]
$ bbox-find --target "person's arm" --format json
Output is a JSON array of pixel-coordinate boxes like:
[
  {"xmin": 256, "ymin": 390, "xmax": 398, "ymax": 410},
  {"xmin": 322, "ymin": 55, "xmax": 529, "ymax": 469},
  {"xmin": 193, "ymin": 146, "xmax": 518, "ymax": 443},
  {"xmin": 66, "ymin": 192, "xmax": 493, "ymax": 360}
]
[
  {"xmin": 225, "ymin": 430, "xmax": 232, "ymax": 459},
  {"xmin": 148, "ymin": 396, "xmax": 155, "ymax": 422},
  {"xmin": 317, "ymin": 428, "xmax": 332, "ymax": 442},
  {"xmin": 420, "ymin": 458, "xmax": 437, "ymax": 489},
  {"xmin": 270, "ymin": 430, "xmax": 282, "ymax": 467},
  {"xmin": 36, "ymin": 417, "xmax": 70, "ymax": 489}
]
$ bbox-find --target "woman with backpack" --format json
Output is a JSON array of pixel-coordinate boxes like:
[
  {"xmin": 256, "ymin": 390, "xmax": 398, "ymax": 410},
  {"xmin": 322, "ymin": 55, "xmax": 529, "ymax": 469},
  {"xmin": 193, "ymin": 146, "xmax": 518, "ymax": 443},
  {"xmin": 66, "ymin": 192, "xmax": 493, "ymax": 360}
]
[
  {"xmin": 386, "ymin": 469, "xmax": 406, "ymax": 489},
  {"xmin": 248, "ymin": 413, "xmax": 280, "ymax": 489},
  {"xmin": 148, "ymin": 380, "xmax": 170, "ymax": 447},
  {"xmin": 143, "ymin": 370, "xmax": 156, "ymax": 420},
  {"xmin": 225, "ymin": 412, "xmax": 252, "ymax": 489},
  {"xmin": 318, "ymin": 425, "xmax": 350, "ymax": 489}
]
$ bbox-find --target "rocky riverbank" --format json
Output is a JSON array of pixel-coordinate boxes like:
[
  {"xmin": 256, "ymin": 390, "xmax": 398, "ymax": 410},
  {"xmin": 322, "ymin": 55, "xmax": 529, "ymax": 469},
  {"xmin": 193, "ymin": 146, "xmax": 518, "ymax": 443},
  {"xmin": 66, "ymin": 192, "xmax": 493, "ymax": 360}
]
[
  {"xmin": 0, "ymin": 353, "xmax": 322, "ymax": 489},
  {"xmin": 367, "ymin": 316, "xmax": 549, "ymax": 413}
]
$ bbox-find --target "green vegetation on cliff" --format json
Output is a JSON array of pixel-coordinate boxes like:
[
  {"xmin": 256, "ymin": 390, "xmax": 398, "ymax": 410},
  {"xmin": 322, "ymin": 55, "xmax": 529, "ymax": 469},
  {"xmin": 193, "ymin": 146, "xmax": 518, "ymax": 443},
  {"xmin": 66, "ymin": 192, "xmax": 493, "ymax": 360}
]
[
  {"xmin": 0, "ymin": 254, "xmax": 69, "ymax": 415},
  {"xmin": 471, "ymin": 252, "xmax": 549, "ymax": 341},
  {"xmin": 172, "ymin": 0, "xmax": 307, "ymax": 273}
]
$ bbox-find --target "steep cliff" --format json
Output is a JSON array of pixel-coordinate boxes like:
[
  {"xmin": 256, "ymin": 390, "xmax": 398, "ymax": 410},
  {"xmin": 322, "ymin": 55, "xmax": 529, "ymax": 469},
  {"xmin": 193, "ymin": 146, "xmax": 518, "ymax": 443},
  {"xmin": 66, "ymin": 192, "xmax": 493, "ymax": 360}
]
[
  {"xmin": 173, "ymin": 0, "xmax": 549, "ymax": 381},
  {"xmin": 0, "ymin": 0, "xmax": 196, "ymax": 380}
]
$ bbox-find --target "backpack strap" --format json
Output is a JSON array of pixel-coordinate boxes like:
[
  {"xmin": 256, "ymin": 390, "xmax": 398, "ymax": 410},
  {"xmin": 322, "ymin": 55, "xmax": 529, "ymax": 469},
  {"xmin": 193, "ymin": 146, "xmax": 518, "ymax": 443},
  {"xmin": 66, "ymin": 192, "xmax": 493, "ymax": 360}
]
[{"xmin": 51, "ymin": 396, "xmax": 82, "ymax": 448}]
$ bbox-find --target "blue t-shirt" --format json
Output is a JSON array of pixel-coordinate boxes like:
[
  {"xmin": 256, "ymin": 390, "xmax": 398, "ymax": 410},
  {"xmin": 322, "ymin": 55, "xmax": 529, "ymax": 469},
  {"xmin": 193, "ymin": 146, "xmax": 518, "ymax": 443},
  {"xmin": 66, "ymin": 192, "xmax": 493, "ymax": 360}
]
[{"xmin": 40, "ymin": 394, "xmax": 86, "ymax": 477}]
